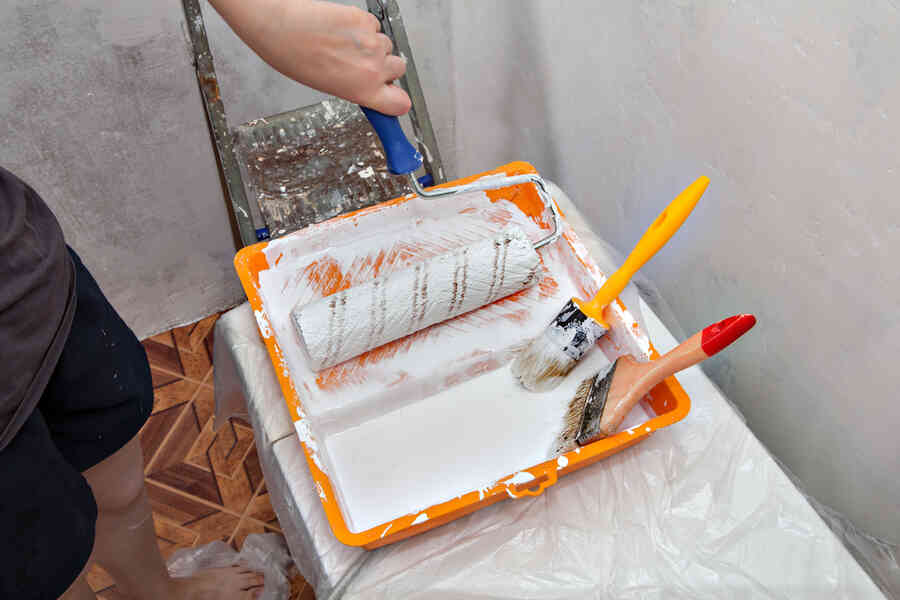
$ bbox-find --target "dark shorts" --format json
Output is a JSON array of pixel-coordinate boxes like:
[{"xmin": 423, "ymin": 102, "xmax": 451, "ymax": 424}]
[{"xmin": 0, "ymin": 248, "xmax": 153, "ymax": 599}]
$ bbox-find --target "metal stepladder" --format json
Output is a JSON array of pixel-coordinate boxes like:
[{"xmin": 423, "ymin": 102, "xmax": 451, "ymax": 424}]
[{"xmin": 181, "ymin": 0, "xmax": 446, "ymax": 247}]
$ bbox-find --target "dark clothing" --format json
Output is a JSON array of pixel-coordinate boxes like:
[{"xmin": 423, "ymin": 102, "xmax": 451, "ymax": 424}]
[
  {"xmin": 0, "ymin": 167, "xmax": 76, "ymax": 451},
  {"xmin": 0, "ymin": 248, "xmax": 153, "ymax": 598}
]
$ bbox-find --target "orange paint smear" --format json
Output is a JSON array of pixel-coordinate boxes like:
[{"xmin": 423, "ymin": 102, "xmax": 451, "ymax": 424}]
[
  {"xmin": 387, "ymin": 371, "xmax": 410, "ymax": 388},
  {"xmin": 486, "ymin": 184, "xmax": 545, "ymax": 219},
  {"xmin": 302, "ymin": 243, "xmax": 421, "ymax": 302},
  {"xmin": 315, "ymin": 327, "xmax": 432, "ymax": 390},
  {"xmin": 443, "ymin": 352, "xmax": 498, "ymax": 388},
  {"xmin": 302, "ymin": 257, "xmax": 350, "ymax": 296},
  {"xmin": 501, "ymin": 308, "xmax": 530, "ymax": 323},
  {"xmin": 312, "ymin": 283, "xmax": 541, "ymax": 392},
  {"xmin": 486, "ymin": 206, "xmax": 514, "ymax": 227},
  {"xmin": 538, "ymin": 275, "xmax": 559, "ymax": 298}
]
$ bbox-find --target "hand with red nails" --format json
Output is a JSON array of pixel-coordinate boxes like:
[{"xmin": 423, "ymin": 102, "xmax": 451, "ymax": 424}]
[{"xmin": 209, "ymin": 0, "xmax": 412, "ymax": 116}]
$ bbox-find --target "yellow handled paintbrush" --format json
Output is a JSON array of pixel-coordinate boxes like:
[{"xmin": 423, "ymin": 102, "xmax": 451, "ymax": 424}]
[{"xmin": 511, "ymin": 176, "xmax": 709, "ymax": 392}]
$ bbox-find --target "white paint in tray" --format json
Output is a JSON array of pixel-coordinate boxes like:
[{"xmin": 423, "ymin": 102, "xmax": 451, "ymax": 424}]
[
  {"xmin": 253, "ymin": 188, "xmax": 653, "ymax": 534},
  {"xmin": 325, "ymin": 352, "xmax": 613, "ymax": 532}
]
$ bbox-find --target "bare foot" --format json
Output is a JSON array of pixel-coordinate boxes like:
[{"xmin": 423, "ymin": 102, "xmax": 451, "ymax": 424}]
[{"xmin": 169, "ymin": 566, "xmax": 265, "ymax": 600}]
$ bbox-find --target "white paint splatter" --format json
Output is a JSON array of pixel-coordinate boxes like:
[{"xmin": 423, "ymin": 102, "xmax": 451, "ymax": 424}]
[
  {"xmin": 411, "ymin": 513, "xmax": 428, "ymax": 525},
  {"xmin": 294, "ymin": 420, "xmax": 323, "ymax": 470},
  {"xmin": 316, "ymin": 482, "xmax": 326, "ymax": 500},
  {"xmin": 254, "ymin": 309, "xmax": 272, "ymax": 338},
  {"xmin": 380, "ymin": 524, "xmax": 392, "ymax": 538},
  {"xmin": 507, "ymin": 471, "xmax": 535, "ymax": 485},
  {"xmin": 557, "ymin": 455, "xmax": 568, "ymax": 469}
]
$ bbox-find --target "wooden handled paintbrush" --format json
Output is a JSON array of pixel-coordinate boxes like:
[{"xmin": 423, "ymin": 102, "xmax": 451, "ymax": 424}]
[
  {"xmin": 511, "ymin": 176, "xmax": 710, "ymax": 392},
  {"xmin": 553, "ymin": 314, "xmax": 756, "ymax": 454}
]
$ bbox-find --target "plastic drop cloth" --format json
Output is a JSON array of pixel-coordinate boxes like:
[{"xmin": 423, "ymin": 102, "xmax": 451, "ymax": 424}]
[
  {"xmin": 167, "ymin": 533, "xmax": 294, "ymax": 599},
  {"xmin": 214, "ymin": 182, "xmax": 895, "ymax": 599}
]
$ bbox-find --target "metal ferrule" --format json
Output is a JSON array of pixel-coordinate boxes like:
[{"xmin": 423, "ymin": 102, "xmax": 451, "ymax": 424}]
[
  {"xmin": 575, "ymin": 359, "xmax": 620, "ymax": 446},
  {"xmin": 545, "ymin": 299, "xmax": 608, "ymax": 361}
]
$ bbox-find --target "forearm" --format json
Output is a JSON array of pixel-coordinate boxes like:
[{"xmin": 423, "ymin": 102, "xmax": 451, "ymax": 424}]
[
  {"xmin": 207, "ymin": 0, "xmax": 291, "ymax": 70},
  {"xmin": 206, "ymin": 0, "xmax": 410, "ymax": 115}
]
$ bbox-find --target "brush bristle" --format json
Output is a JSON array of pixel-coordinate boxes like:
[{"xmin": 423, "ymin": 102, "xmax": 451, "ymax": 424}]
[
  {"xmin": 551, "ymin": 376, "xmax": 595, "ymax": 455},
  {"xmin": 511, "ymin": 334, "xmax": 576, "ymax": 392}
]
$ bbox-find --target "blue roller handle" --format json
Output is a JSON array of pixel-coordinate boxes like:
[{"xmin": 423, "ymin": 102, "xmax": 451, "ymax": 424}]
[{"xmin": 360, "ymin": 107, "xmax": 423, "ymax": 175}]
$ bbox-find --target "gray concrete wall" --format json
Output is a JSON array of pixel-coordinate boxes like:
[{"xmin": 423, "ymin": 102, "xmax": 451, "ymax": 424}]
[
  {"xmin": 1, "ymin": 0, "xmax": 246, "ymax": 338},
  {"xmin": 431, "ymin": 1, "xmax": 899, "ymax": 543}
]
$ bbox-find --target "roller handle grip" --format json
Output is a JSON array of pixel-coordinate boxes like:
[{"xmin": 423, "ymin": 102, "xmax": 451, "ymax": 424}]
[{"xmin": 360, "ymin": 107, "xmax": 423, "ymax": 175}]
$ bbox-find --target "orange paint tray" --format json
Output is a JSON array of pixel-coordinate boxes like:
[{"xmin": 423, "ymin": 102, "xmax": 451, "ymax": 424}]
[{"xmin": 234, "ymin": 162, "xmax": 691, "ymax": 548}]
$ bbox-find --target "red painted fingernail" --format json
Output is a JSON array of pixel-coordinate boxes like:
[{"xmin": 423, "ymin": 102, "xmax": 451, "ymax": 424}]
[{"xmin": 701, "ymin": 314, "xmax": 756, "ymax": 356}]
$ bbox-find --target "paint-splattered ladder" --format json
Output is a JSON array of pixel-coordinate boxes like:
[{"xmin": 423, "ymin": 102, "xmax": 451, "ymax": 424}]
[{"xmin": 180, "ymin": 0, "xmax": 446, "ymax": 246}]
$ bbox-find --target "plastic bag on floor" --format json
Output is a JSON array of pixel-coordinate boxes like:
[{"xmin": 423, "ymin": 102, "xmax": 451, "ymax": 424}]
[{"xmin": 167, "ymin": 533, "xmax": 293, "ymax": 600}]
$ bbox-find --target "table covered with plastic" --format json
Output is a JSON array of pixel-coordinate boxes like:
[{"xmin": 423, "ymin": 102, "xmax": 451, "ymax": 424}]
[{"xmin": 213, "ymin": 184, "xmax": 889, "ymax": 599}]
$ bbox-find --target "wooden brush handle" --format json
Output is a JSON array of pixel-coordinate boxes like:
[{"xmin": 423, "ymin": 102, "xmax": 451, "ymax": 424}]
[{"xmin": 601, "ymin": 314, "xmax": 756, "ymax": 435}]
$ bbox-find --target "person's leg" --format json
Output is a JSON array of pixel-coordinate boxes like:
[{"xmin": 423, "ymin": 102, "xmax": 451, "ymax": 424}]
[
  {"xmin": 82, "ymin": 436, "xmax": 264, "ymax": 600},
  {"xmin": 0, "ymin": 410, "xmax": 99, "ymax": 600},
  {"xmin": 38, "ymin": 248, "xmax": 262, "ymax": 599}
]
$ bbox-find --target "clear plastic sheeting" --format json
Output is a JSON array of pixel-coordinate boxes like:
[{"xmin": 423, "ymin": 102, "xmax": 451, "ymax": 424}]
[
  {"xmin": 166, "ymin": 533, "xmax": 294, "ymax": 600},
  {"xmin": 341, "ymin": 301, "xmax": 886, "ymax": 599},
  {"xmin": 214, "ymin": 183, "xmax": 894, "ymax": 599}
]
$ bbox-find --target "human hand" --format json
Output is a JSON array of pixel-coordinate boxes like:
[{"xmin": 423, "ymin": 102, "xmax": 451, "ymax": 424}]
[{"xmin": 210, "ymin": 0, "xmax": 411, "ymax": 115}]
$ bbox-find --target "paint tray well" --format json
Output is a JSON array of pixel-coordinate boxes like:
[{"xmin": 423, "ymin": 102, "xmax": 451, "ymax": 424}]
[{"xmin": 234, "ymin": 163, "xmax": 691, "ymax": 548}]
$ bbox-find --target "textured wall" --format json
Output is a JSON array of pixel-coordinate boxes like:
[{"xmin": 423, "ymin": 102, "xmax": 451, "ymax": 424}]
[
  {"xmin": 438, "ymin": 1, "xmax": 900, "ymax": 542},
  {"xmin": 0, "ymin": 0, "xmax": 244, "ymax": 338}
]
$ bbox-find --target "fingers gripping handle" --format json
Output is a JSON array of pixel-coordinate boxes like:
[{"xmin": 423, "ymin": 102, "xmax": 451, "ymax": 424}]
[{"xmin": 360, "ymin": 107, "xmax": 423, "ymax": 175}]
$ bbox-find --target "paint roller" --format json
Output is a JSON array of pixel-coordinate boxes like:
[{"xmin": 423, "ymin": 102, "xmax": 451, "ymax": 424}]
[{"xmin": 291, "ymin": 109, "xmax": 562, "ymax": 371}]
